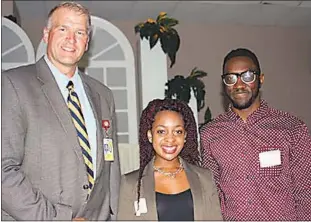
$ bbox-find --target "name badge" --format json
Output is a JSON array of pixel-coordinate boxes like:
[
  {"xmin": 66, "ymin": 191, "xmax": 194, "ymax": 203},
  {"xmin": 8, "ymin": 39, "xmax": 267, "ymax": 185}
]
[
  {"xmin": 103, "ymin": 138, "xmax": 114, "ymax": 161},
  {"xmin": 259, "ymin": 149, "xmax": 281, "ymax": 168},
  {"xmin": 134, "ymin": 198, "xmax": 147, "ymax": 216}
]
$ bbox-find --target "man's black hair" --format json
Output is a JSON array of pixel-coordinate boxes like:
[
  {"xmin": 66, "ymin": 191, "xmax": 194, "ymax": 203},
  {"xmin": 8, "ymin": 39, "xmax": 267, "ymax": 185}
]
[{"xmin": 223, "ymin": 48, "xmax": 261, "ymax": 74}]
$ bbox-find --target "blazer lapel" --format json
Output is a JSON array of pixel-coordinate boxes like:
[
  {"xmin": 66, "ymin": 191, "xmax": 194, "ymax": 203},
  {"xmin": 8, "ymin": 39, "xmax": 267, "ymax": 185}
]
[
  {"xmin": 183, "ymin": 162, "xmax": 204, "ymax": 220},
  {"xmin": 36, "ymin": 58, "xmax": 84, "ymax": 163},
  {"xmin": 141, "ymin": 161, "xmax": 158, "ymax": 220},
  {"xmin": 79, "ymin": 73, "xmax": 104, "ymax": 180}
]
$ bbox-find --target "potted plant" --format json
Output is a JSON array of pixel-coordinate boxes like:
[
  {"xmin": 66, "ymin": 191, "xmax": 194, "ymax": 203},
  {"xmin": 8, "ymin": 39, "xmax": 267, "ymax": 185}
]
[
  {"xmin": 165, "ymin": 67, "xmax": 212, "ymax": 127},
  {"xmin": 134, "ymin": 12, "xmax": 180, "ymax": 68},
  {"xmin": 135, "ymin": 13, "xmax": 212, "ymax": 127}
]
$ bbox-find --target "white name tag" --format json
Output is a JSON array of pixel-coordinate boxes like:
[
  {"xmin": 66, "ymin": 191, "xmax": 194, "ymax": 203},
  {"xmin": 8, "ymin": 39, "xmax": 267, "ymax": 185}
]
[
  {"xmin": 259, "ymin": 149, "xmax": 281, "ymax": 168},
  {"xmin": 134, "ymin": 198, "xmax": 147, "ymax": 216}
]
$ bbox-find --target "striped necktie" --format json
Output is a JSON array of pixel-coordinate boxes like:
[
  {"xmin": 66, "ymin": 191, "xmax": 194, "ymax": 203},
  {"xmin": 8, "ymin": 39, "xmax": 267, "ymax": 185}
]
[{"xmin": 67, "ymin": 81, "xmax": 94, "ymax": 191}]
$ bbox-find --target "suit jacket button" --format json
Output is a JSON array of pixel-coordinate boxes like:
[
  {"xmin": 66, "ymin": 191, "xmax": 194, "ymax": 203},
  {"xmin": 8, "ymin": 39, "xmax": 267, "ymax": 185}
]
[{"xmin": 83, "ymin": 184, "xmax": 89, "ymax": 190}]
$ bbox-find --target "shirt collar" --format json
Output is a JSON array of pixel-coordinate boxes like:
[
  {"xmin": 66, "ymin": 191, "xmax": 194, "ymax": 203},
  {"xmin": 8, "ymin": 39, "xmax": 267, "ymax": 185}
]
[
  {"xmin": 44, "ymin": 55, "xmax": 79, "ymax": 89},
  {"xmin": 226, "ymin": 99, "xmax": 269, "ymax": 124}
]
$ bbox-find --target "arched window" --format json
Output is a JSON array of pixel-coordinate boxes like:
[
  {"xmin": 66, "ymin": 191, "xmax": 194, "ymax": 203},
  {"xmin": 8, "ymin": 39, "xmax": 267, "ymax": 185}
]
[{"xmin": 1, "ymin": 17, "xmax": 35, "ymax": 71}]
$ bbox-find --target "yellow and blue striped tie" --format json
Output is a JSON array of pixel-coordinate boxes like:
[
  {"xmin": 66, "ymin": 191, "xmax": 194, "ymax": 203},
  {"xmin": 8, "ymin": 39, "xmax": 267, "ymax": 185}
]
[{"xmin": 67, "ymin": 81, "xmax": 94, "ymax": 191}]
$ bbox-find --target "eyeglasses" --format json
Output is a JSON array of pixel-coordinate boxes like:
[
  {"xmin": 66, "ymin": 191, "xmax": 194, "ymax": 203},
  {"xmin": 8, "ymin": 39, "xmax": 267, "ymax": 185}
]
[{"xmin": 221, "ymin": 70, "xmax": 260, "ymax": 86}]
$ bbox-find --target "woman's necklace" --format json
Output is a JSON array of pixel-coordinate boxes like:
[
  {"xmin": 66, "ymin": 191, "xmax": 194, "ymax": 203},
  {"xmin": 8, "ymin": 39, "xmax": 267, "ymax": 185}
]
[{"xmin": 153, "ymin": 157, "xmax": 184, "ymax": 179}]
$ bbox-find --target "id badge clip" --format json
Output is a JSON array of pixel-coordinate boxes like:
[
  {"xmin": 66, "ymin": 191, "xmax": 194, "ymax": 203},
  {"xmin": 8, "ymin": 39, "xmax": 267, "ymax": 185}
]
[{"xmin": 102, "ymin": 120, "xmax": 114, "ymax": 161}]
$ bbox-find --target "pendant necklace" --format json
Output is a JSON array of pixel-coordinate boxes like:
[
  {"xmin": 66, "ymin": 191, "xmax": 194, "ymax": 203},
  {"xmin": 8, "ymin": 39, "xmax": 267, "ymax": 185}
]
[{"xmin": 153, "ymin": 157, "xmax": 184, "ymax": 179}]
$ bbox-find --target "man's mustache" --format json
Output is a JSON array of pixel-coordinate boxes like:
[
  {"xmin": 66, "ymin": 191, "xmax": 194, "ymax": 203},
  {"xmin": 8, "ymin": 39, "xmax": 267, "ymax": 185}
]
[{"xmin": 233, "ymin": 88, "xmax": 249, "ymax": 94}]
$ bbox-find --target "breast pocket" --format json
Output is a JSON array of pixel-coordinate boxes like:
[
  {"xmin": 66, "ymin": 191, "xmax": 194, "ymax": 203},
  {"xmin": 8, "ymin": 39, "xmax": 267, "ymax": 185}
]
[{"xmin": 258, "ymin": 146, "xmax": 284, "ymax": 177}]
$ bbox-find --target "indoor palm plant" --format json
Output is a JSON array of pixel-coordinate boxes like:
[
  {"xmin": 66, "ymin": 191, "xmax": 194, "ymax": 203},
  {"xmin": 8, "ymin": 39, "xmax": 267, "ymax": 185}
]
[
  {"xmin": 134, "ymin": 12, "xmax": 180, "ymax": 68},
  {"xmin": 135, "ymin": 12, "xmax": 212, "ymax": 127},
  {"xmin": 165, "ymin": 67, "xmax": 212, "ymax": 127}
]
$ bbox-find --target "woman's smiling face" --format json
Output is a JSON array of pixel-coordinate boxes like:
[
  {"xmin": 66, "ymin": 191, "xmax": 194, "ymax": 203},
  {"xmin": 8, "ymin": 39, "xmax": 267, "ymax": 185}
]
[{"xmin": 148, "ymin": 110, "xmax": 186, "ymax": 162}]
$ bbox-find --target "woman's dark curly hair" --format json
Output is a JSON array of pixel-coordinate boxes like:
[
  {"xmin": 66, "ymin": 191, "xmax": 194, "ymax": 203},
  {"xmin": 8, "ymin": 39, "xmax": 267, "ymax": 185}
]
[{"xmin": 136, "ymin": 98, "xmax": 201, "ymax": 209}]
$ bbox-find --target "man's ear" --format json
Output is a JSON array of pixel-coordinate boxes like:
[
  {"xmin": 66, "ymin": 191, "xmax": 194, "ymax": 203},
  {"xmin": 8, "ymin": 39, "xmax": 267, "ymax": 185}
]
[
  {"xmin": 147, "ymin": 130, "xmax": 152, "ymax": 143},
  {"xmin": 85, "ymin": 37, "xmax": 89, "ymax": 51},
  {"xmin": 43, "ymin": 27, "xmax": 49, "ymax": 44},
  {"xmin": 259, "ymin": 73, "xmax": 264, "ymax": 87}
]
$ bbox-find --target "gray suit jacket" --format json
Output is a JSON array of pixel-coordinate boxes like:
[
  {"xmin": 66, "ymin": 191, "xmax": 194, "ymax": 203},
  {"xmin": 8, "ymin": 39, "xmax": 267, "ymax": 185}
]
[
  {"xmin": 117, "ymin": 159, "xmax": 223, "ymax": 220},
  {"xmin": 1, "ymin": 58, "xmax": 121, "ymax": 220}
]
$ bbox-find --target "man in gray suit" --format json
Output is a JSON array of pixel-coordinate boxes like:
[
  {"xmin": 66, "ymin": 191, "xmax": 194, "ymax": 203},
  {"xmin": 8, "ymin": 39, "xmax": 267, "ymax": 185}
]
[{"xmin": 2, "ymin": 2, "xmax": 121, "ymax": 220}]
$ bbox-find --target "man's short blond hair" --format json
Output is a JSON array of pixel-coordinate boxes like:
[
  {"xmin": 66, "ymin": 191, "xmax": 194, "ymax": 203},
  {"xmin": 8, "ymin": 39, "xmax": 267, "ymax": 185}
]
[{"xmin": 46, "ymin": 1, "xmax": 91, "ymax": 34}]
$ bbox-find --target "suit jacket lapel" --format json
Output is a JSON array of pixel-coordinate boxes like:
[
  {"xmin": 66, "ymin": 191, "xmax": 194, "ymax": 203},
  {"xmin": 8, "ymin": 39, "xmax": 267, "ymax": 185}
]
[
  {"xmin": 183, "ymin": 161, "xmax": 204, "ymax": 220},
  {"xmin": 141, "ymin": 161, "xmax": 158, "ymax": 220},
  {"xmin": 36, "ymin": 58, "xmax": 84, "ymax": 163},
  {"xmin": 79, "ymin": 72, "xmax": 104, "ymax": 180}
]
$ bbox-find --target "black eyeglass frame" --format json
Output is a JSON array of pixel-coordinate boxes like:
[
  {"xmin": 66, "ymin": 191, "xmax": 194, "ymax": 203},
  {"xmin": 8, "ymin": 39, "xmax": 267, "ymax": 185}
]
[{"xmin": 221, "ymin": 69, "xmax": 260, "ymax": 86}]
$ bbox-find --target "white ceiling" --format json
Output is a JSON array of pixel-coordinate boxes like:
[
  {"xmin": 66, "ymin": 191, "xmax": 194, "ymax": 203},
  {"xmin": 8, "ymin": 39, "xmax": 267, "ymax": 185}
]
[{"xmin": 14, "ymin": 1, "xmax": 311, "ymax": 28}]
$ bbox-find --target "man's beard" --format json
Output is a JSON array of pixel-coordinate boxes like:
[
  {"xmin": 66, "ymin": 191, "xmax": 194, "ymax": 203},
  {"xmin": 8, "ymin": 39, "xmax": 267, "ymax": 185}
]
[{"xmin": 226, "ymin": 84, "xmax": 260, "ymax": 110}]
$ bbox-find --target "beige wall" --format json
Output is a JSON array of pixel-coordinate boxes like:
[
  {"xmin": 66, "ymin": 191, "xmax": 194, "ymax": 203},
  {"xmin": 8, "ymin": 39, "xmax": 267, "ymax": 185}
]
[
  {"xmin": 114, "ymin": 21, "xmax": 311, "ymax": 129},
  {"xmin": 19, "ymin": 18, "xmax": 311, "ymax": 128},
  {"xmin": 2, "ymin": 1, "xmax": 13, "ymax": 15}
]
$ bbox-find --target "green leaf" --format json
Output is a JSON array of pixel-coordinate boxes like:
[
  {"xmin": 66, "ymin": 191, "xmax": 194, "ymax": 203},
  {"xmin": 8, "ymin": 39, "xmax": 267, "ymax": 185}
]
[
  {"xmin": 149, "ymin": 33, "xmax": 159, "ymax": 49},
  {"xmin": 169, "ymin": 28, "xmax": 180, "ymax": 52},
  {"xmin": 165, "ymin": 75, "xmax": 190, "ymax": 101},
  {"xmin": 159, "ymin": 28, "xmax": 180, "ymax": 68},
  {"xmin": 135, "ymin": 14, "xmax": 180, "ymax": 68},
  {"xmin": 190, "ymin": 71, "xmax": 208, "ymax": 79},
  {"xmin": 168, "ymin": 51, "xmax": 176, "ymax": 68},
  {"xmin": 159, "ymin": 31, "xmax": 171, "ymax": 53},
  {"xmin": 160, "ymin": 17, "xmax": 179, "ymax": 27},
  {"xmin": 204, "ymin": 107, "xmax": 212, "ymax": 123},
  {"xmin": 139, "ymin": 28, "xmax": 149, "ymax": 40},
  {"xmin": 159, "ymin": 37, "xmax": 168, "ymax": 54},
  {"xmin": 189, "ymin": 67, "xmax": 207, "ymax": 79},
  {"xmin": 187, "ymin": 78, "xmax": 206, "ymax": 111},
  {"xmin": 156, "ymin": 12, "xmax": 167, "ymax": 22},
  {"xmin": 134, "ymin": 22, "xmax": 144, "ymax": 34}
]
